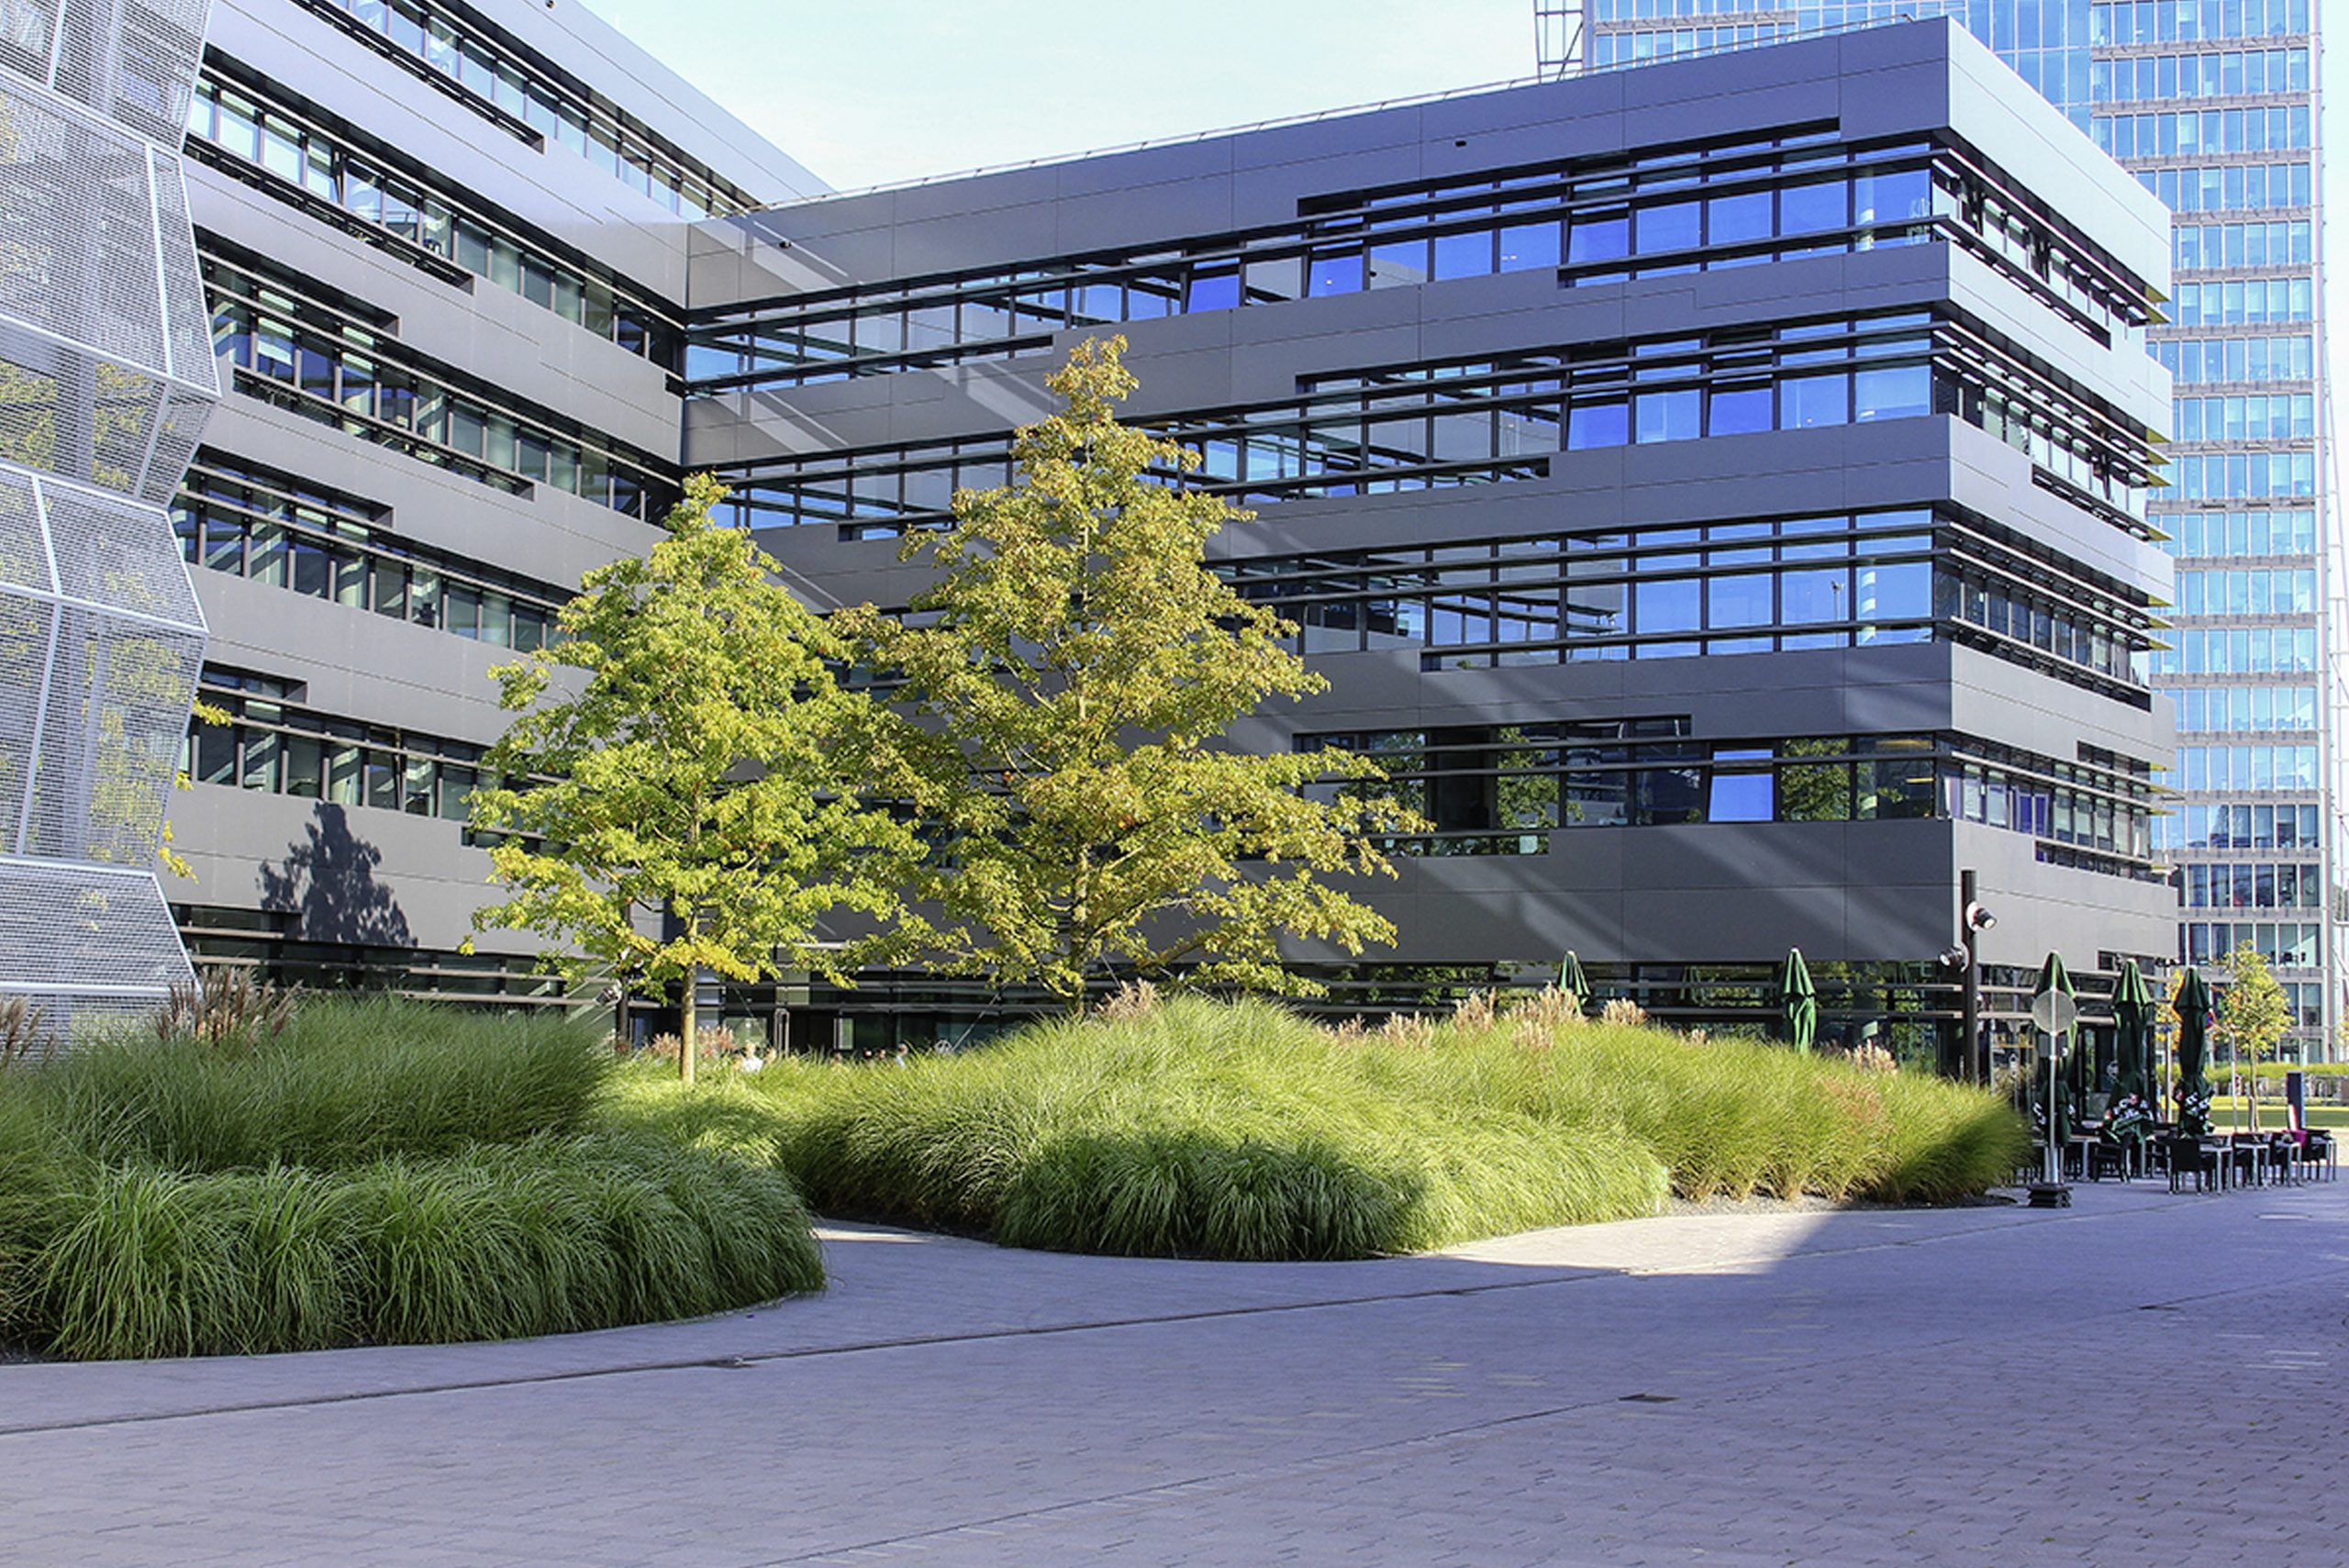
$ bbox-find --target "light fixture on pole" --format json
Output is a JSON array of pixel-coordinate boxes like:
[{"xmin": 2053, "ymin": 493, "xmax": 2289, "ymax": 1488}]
[{"xmin": 1955, "ymin": 870, "xmax": 1996, "ymax": 1084}]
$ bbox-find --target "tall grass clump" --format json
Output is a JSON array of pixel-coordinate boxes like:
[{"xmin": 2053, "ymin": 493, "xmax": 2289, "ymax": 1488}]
[
  {"xmin": 27, "ymin": 998, "xmax": 612, "ymax": 1173},
  {"xmin": 0, "ymin": 996, "xmax": 824, "ymax": 1361},
  {"xmin": 714, "ymin": 991, "xmax": 2023, "ymax": 1261}
]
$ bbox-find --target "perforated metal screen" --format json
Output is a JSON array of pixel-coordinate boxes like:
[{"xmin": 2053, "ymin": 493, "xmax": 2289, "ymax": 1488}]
[{"xmin": 0, "ymin": 2, "xmax": 215, "ymax": 1040}]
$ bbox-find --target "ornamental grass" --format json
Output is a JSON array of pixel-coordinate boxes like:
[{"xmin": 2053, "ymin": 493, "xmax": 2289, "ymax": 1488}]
[
  {"xmin": 615, "ymin": 993, "xmax": 2023, "ymax": 1262},
  {"xmin": 0, "ymin": 999, "xmax": 821, "ymax": 1362}
]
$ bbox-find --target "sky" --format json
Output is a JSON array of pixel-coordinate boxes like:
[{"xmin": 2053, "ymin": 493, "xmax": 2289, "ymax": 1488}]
[
  {"xmin": 581, "ymin": 0, "xmax": 1531, "ymax": 191},
  {"xmin": 583, "ymin": 0, "xmax": 2345, "ymax": 426}
]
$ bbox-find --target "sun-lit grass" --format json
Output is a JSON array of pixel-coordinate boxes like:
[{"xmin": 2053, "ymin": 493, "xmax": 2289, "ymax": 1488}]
[
  {"xmin": 609, "ymin": 994, "xmax": 2025, "ymax": 1261},
  {"xmin": 21, "ymin": 999, "xmax": 611, "ymax": 1173},
  {"xmin": 0, "ymin": 999, "xmax": 823, "ymax": 1361}
]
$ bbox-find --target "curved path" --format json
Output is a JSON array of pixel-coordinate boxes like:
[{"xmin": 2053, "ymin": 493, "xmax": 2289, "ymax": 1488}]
[{"xmin": 4, "ymin": 1179, "xmax": 2344, "ymax": 1565}]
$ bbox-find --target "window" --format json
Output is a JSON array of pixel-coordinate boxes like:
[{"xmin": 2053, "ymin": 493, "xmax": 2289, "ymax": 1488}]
[
  {"xmin": 1633, "ymin": 389, "xmax": 1700, "ymax": 443},
  {"xmin": 1708, "ymin": 383, "xmax": 1772, "ymax": 436},
  {"xmin": 1854, "ymin": 364, "xmax": 1930, "ymax": 423},
  {"xmin": 1781, "ymin": 374, "xmax": 1850, "ymax": 429},
  {"xmin": 1567, "ymin": 211, "xmax": 1630, "ymax": 264},
  {"xmin": 1567, "ymin": 399, "xmax": 1628, "ymax": 450}
]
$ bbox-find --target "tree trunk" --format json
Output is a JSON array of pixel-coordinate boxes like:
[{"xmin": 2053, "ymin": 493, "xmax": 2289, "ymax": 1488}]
[{"xmin": 679, "ymin": 958, "xmax": 697, "ymax": 1087}]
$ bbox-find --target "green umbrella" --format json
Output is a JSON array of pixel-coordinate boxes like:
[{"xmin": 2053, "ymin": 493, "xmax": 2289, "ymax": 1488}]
[
  {"xmin": 1776, "ymin": 947, "xmax": 1818, "ymax": 1055},
  {"xmin": 2032, "ymin": 952, "xmax": 2079, "ymax": 1144},
  {"xmin": 2109, "ymin": 959, "xmax": 2154, "ymax": 1106},
  {"xmin": 2174, "ymin": 966, "xmax": 2213, "ymax": 1135},
  {"xmin": 1557, "ymin": 951, "xmax": 1591, "ymax": 1016}
]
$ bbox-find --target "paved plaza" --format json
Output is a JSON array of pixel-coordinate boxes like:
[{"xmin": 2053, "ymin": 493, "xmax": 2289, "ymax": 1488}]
[{"xmin": 3, "ymin": 1178, "xmax": 2343, "ymax": 1566}]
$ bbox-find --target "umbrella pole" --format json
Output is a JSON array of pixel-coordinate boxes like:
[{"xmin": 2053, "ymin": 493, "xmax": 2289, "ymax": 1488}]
[{"xmin": 2044, "ymin": 1027, "xmax": 2060, "ymax": 1185}]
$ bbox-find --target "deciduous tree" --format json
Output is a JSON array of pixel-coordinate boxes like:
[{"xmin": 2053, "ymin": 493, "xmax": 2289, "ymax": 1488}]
[
  {"xmin": 845, "ymin": 337, "xmax": 1419, "ymax": 1013},
  {"xmin": 471, "ymin": 475, "xmax": 924, "ymax": 1081},
  {"xmin": 2218, "ymin": 940, "xmax": 2290, "ymax": 1131}
]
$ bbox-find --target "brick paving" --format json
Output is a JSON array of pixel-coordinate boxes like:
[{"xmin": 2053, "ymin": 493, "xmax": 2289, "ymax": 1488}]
[{"xmin": 3, "ymin": 1179, "xmax": 2343, "ymax": 1566}]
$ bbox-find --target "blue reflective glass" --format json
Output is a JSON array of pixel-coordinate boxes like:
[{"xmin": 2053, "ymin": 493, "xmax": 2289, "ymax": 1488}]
[
  {"xmin": 1778, "ymin": 180, "xmax": 1848, "ymax": 235},
  {"xmin": 1862, "ymin": 562, "xmax": 1930, "ymax": 620},
  {"xmin": 1854, "ymin": 364, "xmax": 1930, "ymax": 422},
  {"xmin": 1707, "ymin": 384, "xmax": 1773, "ymax": 435},
  {"xmin": 1432, "ymin": 229, "xmax": 1492, "ymax": 280},
  {"xmin": 1186, "ymin": 269, "xmax": 1239, "ymax": 311},
  {"xmin": 1497, "ymin": 220, "xmax": 1560, "ymax": 272},
  {"xmin": 1706, "ymin": 190, "xmax": 1772, "ymax": 245},
  {"xmin": 1781, "ymin": 374, "xmax": 1850, "ymax": 429},
  {"xmin": 1308, "ymin": 251, "xmax": 1365, "ymax": 296},
  {"xmin": 1566, "ymin": 400, "xmax": 1628, "ymax": 449},
  {"xmin": 1567, "ymin": 213, "xmax": 1630, "ymax": 264},
  {"xmin": 1635, "ymin": 578, "xmax": 1699, "ymax": 633},
  {"xmin": 1706, "ymin": 573, "xmax": 1772, "ymax": 628},
  {"xmin": 1780, "ymin": 567, "xmax": 1847, "ymax": 624},
  {"xmin": 1634, "ymin": 201, "xmax": 1699, "ymax": 254},
  {"xmin": 1633, "ymin": 389, "xmax": 1700, "ymax": 443},
  {"xmin": 1709, "ymin": 771, "xmax": 1773, "ymax": 823}
]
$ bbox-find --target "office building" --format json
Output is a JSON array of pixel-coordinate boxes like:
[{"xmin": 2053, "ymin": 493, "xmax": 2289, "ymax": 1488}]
[
  {"xmin": 126, "ymin": 6, "xmax": 2175, "ymax": 1067},
  {"xmin": 1550, "ymin": 0, "xmax": 2333, "ymax": 1055},
  {"xmin": 685, "ymin": 18, "xmax": 2175, "ymax": 1062},
  {"xmin": 165, "ymin": 0, "xmax": 818, "ymax": 1005}
]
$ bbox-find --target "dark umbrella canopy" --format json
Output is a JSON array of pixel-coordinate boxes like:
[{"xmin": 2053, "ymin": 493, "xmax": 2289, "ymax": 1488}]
[
  {"xmin": 2174, "ymin": 966, "xmax": 2213, "ymax": 1133},
  {"xmin": 2032, "ymin": 952, "xmax": 2080, "ymax": 1143},
  {"xmin": 1776, "ymin": 947, "xmax": 1818, "ymax": 1054},
  {"xmin": 2110, "ymin": 960, "xmax": 2154, "ymax": 1106},
  {"xmin": 1557, "ymin": 951, "xmax": 1591, "ymax": 1015}
]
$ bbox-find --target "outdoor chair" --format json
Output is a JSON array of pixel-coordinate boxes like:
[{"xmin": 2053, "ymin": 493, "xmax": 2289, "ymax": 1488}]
[
  {"xmin": 2222, "ymin": 1136, "xmax": 2267, "ymax": 1187},
  {"xmin": 2165, "ymin": 1136, "xmax": 2218, "ymax": 1194},
  {"xmin": 2296, "ymin": 1130, "xmax": 2334, "ymax": 1183},
  {"xmin": 2268, "ymin": 1133, "xmax": 2301, "ymax": 1184},
  {"xmin": 2087, "ymin": 1141, "xmax": 2132, "ymax": 1182}
]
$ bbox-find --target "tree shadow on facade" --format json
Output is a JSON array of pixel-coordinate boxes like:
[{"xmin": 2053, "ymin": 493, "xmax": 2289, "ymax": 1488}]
[{"xmin": 258, "ymin": 803, "xmax": 414, "ymax": 951}]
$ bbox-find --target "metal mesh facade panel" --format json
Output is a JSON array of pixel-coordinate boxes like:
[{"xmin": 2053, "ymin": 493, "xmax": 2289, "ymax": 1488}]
[
  {"xmin": 148, "ymin": 146, "xmax": 214, "ymax": 394},
  {"xmin": 0, "ymin": 0, "xmax": 211, "ymax": 149},
  {"xmin": 0, "ymin": 2, "xmax": 214, "ymax": 1037}
]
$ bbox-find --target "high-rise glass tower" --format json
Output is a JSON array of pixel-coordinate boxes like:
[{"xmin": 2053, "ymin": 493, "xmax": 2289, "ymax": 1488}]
[{"xmin": 1544, "ymin": 0, "xmax": 2336, "ymax": 1061}]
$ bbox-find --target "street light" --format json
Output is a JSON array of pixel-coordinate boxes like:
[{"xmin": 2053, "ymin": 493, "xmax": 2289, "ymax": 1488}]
[{"xmin": 1956, "ymin": 869, "xmax": 1996, "ymax": 1084}]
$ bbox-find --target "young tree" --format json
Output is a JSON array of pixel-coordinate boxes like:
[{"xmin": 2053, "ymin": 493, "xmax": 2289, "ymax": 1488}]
[
  {"xmin": 845, "ymin": 336, "xmax": 1420, "ymax": 1013},
  {"xmin": 2218, "ymin": 940, "xmax": 2290, "ymax": 1131},
  {"xmin": 470, "ymin": 475, "xmax": 926, "ymax": 1082}
]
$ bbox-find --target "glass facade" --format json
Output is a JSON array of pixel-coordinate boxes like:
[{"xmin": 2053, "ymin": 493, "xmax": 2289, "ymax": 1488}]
[
  {"xmin": 1558, "ymin": 0, "xmax": 2334, "ymax": 1058},
  {"xmin": 295, "ymin": 0, "xmax": 757, "ymax": 219}
]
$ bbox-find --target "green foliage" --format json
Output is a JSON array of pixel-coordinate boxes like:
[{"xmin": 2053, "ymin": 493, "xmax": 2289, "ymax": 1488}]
[
  {"xmin": 2217, "ymin": 942, "xmax": 2291, "ymax": 1073},
  {"xmin": 14, "ymin": 1140, "xmax": 820, "ymax": 1361},
  {"xmin": 2218, "ymin": 942, "xmax": 2293, "ymax": 1129},
  {"xmin": 473, "ymin": 473, "xmax": 928, "ymax": 1078},
  {"xmin": 0, "ymin": 999, "xmax": 822, "ymax": 1360},
  {"xmin": 842, "ymin": 339, "xmax": 1421, "ymax": 1010},
  {"xmin": 29, "ymin": 999, "xmax": 609, "ymax": 1171},
  {"xmin": 609, "ymin": 995, "xmax": 2024, "ymax": 1262}
]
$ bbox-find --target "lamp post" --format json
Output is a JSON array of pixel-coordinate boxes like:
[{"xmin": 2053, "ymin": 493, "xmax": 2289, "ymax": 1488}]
[{"xmin": 1955, "ymin": 869, "xmax": 1996, "ymax": 1084}]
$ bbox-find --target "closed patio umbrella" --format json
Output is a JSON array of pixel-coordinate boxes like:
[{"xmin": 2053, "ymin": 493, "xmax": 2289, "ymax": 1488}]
[
  {"xmin": 2174, "ymin": 966, "xmax": 2213, "ymax": 1135},
  {"xmin": 2032, "ymin": 952, "xmax": 2079, "ymax": 1144},
  {"xmin": 1557, "ymin": 951, "xmax": 1591, "ymax": 1016},
  {"xmin": 1776, "ymin": 947, "xmax": 1817, "ymax": 1055},
  {"xmin": 2110, "ymin": 959, "xmax": 2154, "ymax": 1106}
]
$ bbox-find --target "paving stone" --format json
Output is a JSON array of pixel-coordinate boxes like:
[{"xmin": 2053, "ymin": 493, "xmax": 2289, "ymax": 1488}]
[{"xmin": 1, "ymin": 1181, "xmax": 2343, "ymax": 1565}]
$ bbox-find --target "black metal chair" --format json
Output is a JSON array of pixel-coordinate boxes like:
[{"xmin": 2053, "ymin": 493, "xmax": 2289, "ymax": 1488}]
[
  {"xmin": 2165, "ymin": 1135, "xmax": 2218, "ymax": 1194},
  {"xmin": 2087, "ymin": 1140, "xmax": 2133, "ymax": 1182}
]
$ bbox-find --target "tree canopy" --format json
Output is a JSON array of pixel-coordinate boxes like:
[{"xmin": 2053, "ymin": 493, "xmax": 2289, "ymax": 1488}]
[
  {"xmin": 844, "ymin": 336, "xmax": 1419, "ymax": 1011},
  {"xmin": 470, "ymin": 475, "xmax": 926, "ymax": 1080}
]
